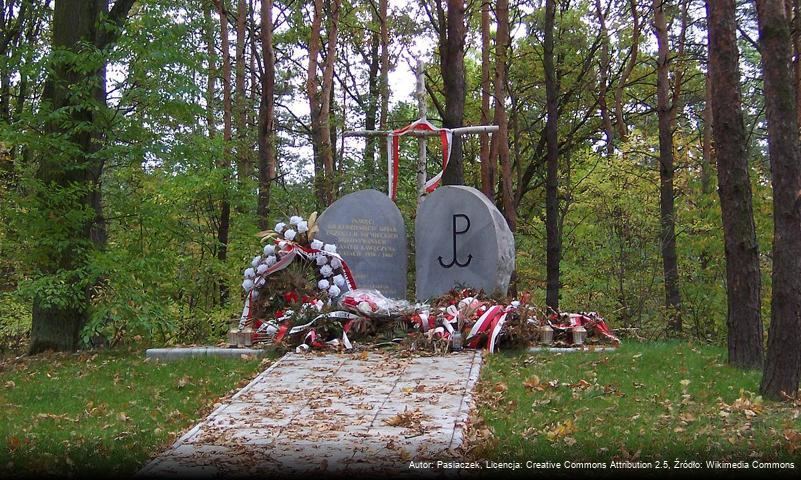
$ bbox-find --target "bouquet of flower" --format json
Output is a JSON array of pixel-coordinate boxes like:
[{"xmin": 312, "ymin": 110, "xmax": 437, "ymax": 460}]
[{"xmin": 229, "ymin": 213, "xmax": 358, "ymax": 347}]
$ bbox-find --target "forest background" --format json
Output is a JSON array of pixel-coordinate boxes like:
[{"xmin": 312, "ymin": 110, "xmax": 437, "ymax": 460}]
[{"xmin": 0, "ymin": 0, "xmax": 797, "ymax": 395}]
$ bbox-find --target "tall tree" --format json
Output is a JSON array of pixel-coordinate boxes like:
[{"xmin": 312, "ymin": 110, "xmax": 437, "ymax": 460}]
[
  {"xmin": 257, "ymin": 0, "xmax": 276, "ymax": 230},
  {"xmin": 378, "ymin": 0, "xmax": 389, "ymax": 179},
  {"xmin": 491, "ymin": 0, "xmax": 515, "ymax": 230},
  {"xmin": 235, "ymin": 0, "xmax": 251, "ymax": 181},
  {"xmin": 439, "ymin": 0, "xmax": 466, "ymax": 185},
  {"xmin": 614, "ymin": 0, "xmax": 640, "ymax": 141},
  {"xmin": 204, "ymin": 0, "xmax": 217, "ymax": 140},
  {"xmin": 544, "ymin": 0, "xmax": 560, "ymax": 310},
  {"xmin": 479, "ymin": 0, "xmax": 493, "ymax": 199},
  {"xmin": 213, "ymin": 0, "xmax": 233, "ymax": 305},
  {"xmin": 652, "ymin": 0, "xmax": 682, "ymax": 333},
  {"xmin": 755, "ymin": 0, "xmax": 801, "ymax": 399},
  {"xmin": 358, "ymin": 4, "xmax": 382, "ymax": 185},
  {"xmin": 307, "ymin": 0, "xmax": 341, "ymax": 207},
  {"xmin": 595, "ymin": 0, "xmax": 614, "ymax": 156},
  {"xmin": 29, "ymin": 0, "xmax": 136, "ymax": 354},
  {"xmin": 706, "ymin": 0, "xmax": 764, "ymax": 369}
]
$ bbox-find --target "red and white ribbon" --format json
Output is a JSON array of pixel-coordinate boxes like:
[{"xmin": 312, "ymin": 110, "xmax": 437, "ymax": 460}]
[{"xmin": 386, "ymin": 118, "xmax": 453, "ymax": 201}]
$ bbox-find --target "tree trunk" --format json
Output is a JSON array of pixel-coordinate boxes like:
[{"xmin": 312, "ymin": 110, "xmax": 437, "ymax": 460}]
[
  {"xmin": 257, "ymin": 0, "xmax": 275, "ymax": 230},
  {"xmin": 653, "ymin": 0, "xmax": 682, "ymax": 333},
  {"xmin": 440, "ymin": 0, "xmax": 466, "ymax": 185},
  {"xmin": 491, "ymin": 0, "xmax": 515, "ymax": 230},
  {"xmin": 595, "ymin": 0, "xmax": 614, "ymax": 156},
  {"xmin": 30, "ymin": 0, "xmax": 135, "ymax": 354},
  {"xmin": 755, "ymin": 0, "xmax": 801, "ymax": 399},
  {"xmin": 614, "ymin": 0, "xmax": 640, "ymax": 141},
  {"xmin": 213, "ymin": 0, "xmax": 233, "ymax": 305},
  {"xmin": 378, "ymin": 0, "xmax": 389, "ymax": 188},
  {"xmin": 204, "ymin": 0, "xmax": 217, "ymax": 140},
  {"xmin": 479, "ymin": 0, "xmax": 493, "ymax": 199},
  {"xmin": 792, "ymin": 0, "xmax": 801, "ymax": 133},
  {"xmin": 544, "ymin": 0, "xmax": 560, "ymax": 310},
  {"xmin": 307, "ymin": 0, "xmax": 339, "ymax": 207},
  {"xmin": 235, "ymin": 0, "xmax": 251, "ymax": 182},
  {"xmin": 701, "ymin": 71, "xmax": 713, "ymax": 196},
  {"xmin": 706, "ymin": 0, "xmax": 764, "ymax": 369},
  {"xmin": 363, "ymin": 12, "xmax": 380, "ymax": 185}
]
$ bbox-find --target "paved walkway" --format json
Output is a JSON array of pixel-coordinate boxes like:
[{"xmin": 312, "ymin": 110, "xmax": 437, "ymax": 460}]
[{"xmin": 139, "ymin": 350, "xmax": 482, "ymax": 477}]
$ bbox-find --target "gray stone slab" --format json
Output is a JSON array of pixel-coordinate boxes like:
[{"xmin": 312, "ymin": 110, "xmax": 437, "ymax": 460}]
[
  {"xmin": 145, "ymin": 347, "xmax": 269, "ymax": 361},
  {"xmin": 415, "ymin": 185, "xmax": 515, "ymax": 301},
  {"xmin": 315, "ymin": 189, "xmax": 409, "ymax": 299},
  {"xmin": 140, "ymin": 350, "xmax": 482, "ymax": 477}
]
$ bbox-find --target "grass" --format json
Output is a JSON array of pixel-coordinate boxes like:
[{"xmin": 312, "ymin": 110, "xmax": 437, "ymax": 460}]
[
  {"xmin": 476, "ymin": 342, "xmax": 801, "ymax": 465},
  {"xmin": 0, "ymin": 345, "xmax": 274, "ymax": 478},
  {"xmin": 3, "ymin": 341, "xmax": 800, "ymax": 477}
]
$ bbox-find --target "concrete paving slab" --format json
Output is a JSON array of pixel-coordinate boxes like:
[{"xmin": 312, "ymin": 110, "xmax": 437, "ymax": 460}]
[{"xmin": 138, "ymin": 350, "xmax": 482, "ymax": 477}]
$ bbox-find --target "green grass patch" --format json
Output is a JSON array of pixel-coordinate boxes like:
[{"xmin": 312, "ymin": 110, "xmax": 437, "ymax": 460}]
[
  {"xmin": 0, "ymin": 346, "xmax": 275, "ymax": 477},
  {"xmin": 477, "ymin": 342, "xmax": 801, "ymax": 464}
]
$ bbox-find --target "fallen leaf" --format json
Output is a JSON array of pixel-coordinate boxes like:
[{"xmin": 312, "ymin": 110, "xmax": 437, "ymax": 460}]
[
  {"xmin": 176, "ymin": 375, "xmax": 191, "ymax": 389},
  {"xmin": 546, "ymin": 419, "xmax": 575, "ymax": 442},
  {"xmin": 7, "ymin": 436, "xmax": 20, "ymax": 451},
  {"xmin": 523, "ymin": 375, "xmax": 541, "ymax": 389}
]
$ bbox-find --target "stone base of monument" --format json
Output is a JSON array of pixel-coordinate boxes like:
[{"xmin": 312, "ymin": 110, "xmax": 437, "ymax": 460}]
[
  {"xmin": 145, "ymin": 347, "xmax": 269, "ymax": 362},
  {"xmin": 527, "ymin": 346, "xmax": 618, "ymax": 353}
]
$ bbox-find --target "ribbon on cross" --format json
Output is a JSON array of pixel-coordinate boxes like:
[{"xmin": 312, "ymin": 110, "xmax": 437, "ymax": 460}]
[{"xmin": 386, "ymin": 118, "xmax": 453, "ymax": 201}]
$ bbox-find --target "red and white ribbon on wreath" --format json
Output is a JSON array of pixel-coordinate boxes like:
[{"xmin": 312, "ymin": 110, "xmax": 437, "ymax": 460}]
[
  {"xmin": 238, "ymin": 240, "xmax": 358, "ymax": 329},
  {"xmin": 386, "ymin": 118, "xmax": 453, "ymax": 201}
]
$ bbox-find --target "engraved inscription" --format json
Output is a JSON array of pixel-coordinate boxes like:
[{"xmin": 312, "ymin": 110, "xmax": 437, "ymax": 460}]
[{"xmin": 324, "ymin": 217, "xmax": 400, "ymax": 259}]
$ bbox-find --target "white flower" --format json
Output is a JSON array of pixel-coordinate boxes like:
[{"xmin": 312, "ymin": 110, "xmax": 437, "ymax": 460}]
[
  {"xmin": 263, "ymin": 244, "xmax": 275, "ymax": 256},
  {"xmin": 318, "ymin": 279, "xmax": 330, "ymax": 290},
  {"xmin": 315, "ymin": 255, "xmax": 328, "ymax": 266},
  {"xmin": 251, "ymin": 290, "xmax": 260, "ymax": 300},
  {"xmin": 264, "ymin": 255, "xmax": 277, "ymax": 267},
  {"xmin": 330, "ymin": 257, "xmax": 342, "ymax": 269},
  {"xmin": 358, "ymin": 301, "xmax": 374, "ymax": 314},
  {"xmin": 323, "ymin": 244, "xmax": 337, "ymax": 253},
  {"xmin": 289, "ymin": 215, "xmax": 302, "ymax": 225},
  {"xmin": 320, "ymin": 265, "xmax": 333, "ymax": 277},
  {"xmin": 255, "ymin": 277, "xmax": 266, "ymax": 287},
  {"xmin": 297, "ymin": 221, "xmax": 308, "ymax": 233},
  {"xmin": 244, "ymin": 268, "xmax": 256, "ymax": 279},
  {"xmin": 251, "ymin": 256, "xmax": 261, "ymax": 268},
  {"xmin": 284, "ymin": 229, "xmax": 297, "ymax": 241},
  {"xmin": 311, "ymin": 239, "xmax": 324, "ymax": 250},
  {"xmin": 333, "ymin": 274, "xmax": 346, "ymax": 287},
  {"xmin": 328, "ymin": 285, "xmax": 341, "ymax": 297},
  {"xmin": 256, "ymin": 264, "xmax": 269, "ymax": 275},
  {"xmin": 274, "ymin": 222, "xmax": 286, "ymax": 232},
  {"xmin": 278, "ymin": 240, "xmax": 288, "ymax": 249},
  {"xmin": 242, "ymin": 279, "xmax": 254, "ymax": 291}
]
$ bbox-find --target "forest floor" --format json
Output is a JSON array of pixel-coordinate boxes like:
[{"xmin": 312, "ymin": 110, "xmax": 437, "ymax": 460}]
[
  {"xmin": 0, "ymin": 346, "xmax": 271, "ymax": 477},
  {"xmin": 0, "ymin": 342, "xmax": 799, "ymax": 477},
  {"xmin": 474, "ymin": 342, "xmax": 801, "ymax": 469}
]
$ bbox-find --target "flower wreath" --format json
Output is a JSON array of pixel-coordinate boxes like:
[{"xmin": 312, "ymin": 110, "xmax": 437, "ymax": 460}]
[{"xmin": 237, "ymin": 213, "xmax": 357, "ymax": 333}]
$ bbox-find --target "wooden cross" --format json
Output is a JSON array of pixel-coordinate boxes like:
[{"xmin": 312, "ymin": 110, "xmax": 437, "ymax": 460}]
[{"xmin": 344, "ymin": 59, "xmax": 498, "ymax": 206}]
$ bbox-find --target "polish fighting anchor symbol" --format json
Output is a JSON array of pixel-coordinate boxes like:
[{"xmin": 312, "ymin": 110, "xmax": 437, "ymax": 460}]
[{"xmin": 438, "ymin": 214, "xmax": 472, "ymax": 268}]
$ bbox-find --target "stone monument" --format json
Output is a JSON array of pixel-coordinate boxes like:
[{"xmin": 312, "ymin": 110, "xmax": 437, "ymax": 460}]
[
  {"xmin": 415, "ymin": 185, "xmax": 515, "ymax": 301},
  {"xmin": 315, "ymin": 189, "xmax": 408, "ymax": 299}
]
